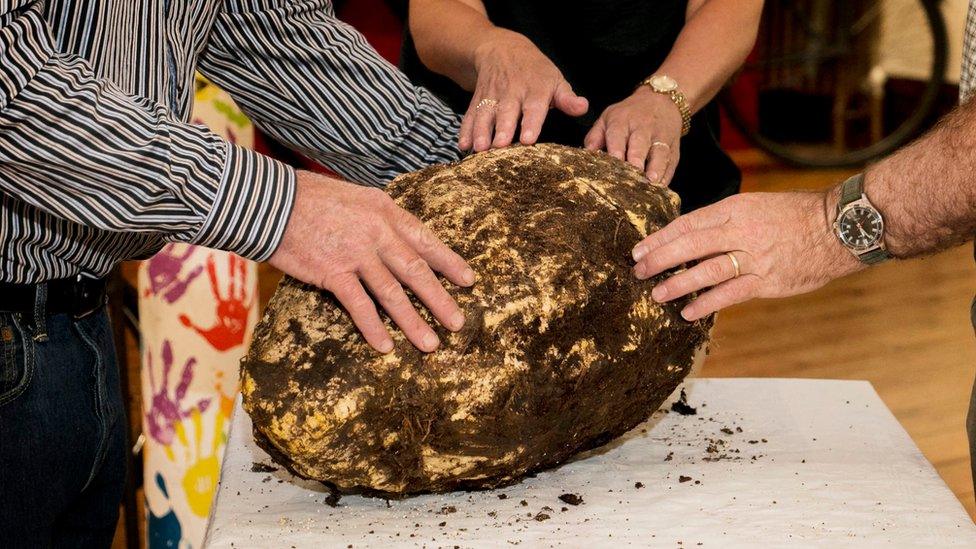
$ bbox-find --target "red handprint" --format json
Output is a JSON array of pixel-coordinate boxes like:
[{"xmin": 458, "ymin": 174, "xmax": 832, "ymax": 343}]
[{"xmin": 178, "ymin": 253, "xmax": 254, "ymax": 351}]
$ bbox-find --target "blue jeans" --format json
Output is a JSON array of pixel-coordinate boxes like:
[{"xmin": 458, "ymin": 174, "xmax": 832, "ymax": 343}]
[{"xmin": 0, "ymin": 307, "xmax": 125, "ymax": 548}]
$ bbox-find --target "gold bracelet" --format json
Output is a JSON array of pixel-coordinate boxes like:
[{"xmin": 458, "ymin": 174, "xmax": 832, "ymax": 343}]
[{"xmin": 638, "ymin": 75, "xmax": 692, "ymax": 137}]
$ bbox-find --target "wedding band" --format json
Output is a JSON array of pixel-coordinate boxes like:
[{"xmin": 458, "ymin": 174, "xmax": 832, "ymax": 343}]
[
  {"xmin": 726, "ymin": 252, "xmax": 741, "ymax": 279},
  {"xmin": 651, "ymin": 141, "xmax": 670, "ymax": 150},
  {"xmin": 476, "ymin": 98, "xmax": 499, "ymax": 111}
]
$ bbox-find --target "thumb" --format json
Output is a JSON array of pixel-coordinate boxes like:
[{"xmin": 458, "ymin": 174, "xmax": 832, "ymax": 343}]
[{"xmin": 553, "ymin": 81, "xmax": 589, "ymax": 117}]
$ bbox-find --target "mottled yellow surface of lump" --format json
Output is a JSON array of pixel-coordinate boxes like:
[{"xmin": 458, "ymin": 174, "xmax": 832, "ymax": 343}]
[{"xmin": 241, "ymin": 144, "xmax": 712, "ymax": 497}]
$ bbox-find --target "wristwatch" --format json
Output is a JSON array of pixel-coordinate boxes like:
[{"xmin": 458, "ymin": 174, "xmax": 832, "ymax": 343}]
[
  {"xmin": 833, "ymin": 173, "xmax": 891, "ymax": 265},
  {"xmin": 639, "ymin": 75, "xmax": 691, "ymax": 136}
]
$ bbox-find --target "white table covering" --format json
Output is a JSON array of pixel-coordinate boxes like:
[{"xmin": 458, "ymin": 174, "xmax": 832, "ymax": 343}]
[{"xmin": 205, "ymin": 378, "xmax": 976, "ymax": 547}]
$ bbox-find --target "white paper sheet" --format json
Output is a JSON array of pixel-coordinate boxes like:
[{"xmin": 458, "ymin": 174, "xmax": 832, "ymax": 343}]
[{"xmin": 205, "ymin": 378, "xmax": 976, "ymax": 547}]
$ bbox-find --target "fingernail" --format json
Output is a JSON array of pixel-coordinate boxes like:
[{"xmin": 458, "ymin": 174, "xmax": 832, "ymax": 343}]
[
  {"xmin": 423, "ymin": 332, "xmax": 440, "ymax": 351},
  {"xmin": 450, "ymin": 310, "xmax": 465, "ymax": 331},
  {"xmin": 681, "ymin": 308, "xmax": 694, "ymax": 321},
  {"xmin": 521, "ymin": 131, "xmax": 535, "ymax": 142},
  {"xmin": 634, "ymin": 263, "xmax": 646, "ymax": 279},
  {"xmin": 652, "ymin": 285, "xmax": 667, "ymax": 302},
  {"xmin": 378, "ymin": 339, "xmax": 394, "ymax": 354},
  {"xmin": 633, "ymin": 246, "xmax": 648, "ymax": 261},
  {"xmin": 461, "ymin": 268, "xmax": 475, "ymax": 286},
  {"xmin": 648, "ymin": 172, "xmax": 659, "ymax": 183}
]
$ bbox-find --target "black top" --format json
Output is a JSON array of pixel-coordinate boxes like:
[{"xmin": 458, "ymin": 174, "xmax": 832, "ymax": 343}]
[{"xmin": 400, "ymin": 0, "xmax": 741, "ymax": 212}]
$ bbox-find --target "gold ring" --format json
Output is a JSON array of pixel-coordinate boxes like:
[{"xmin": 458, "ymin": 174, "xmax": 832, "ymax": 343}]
[
  {"xmin": 726, "ymin": 252, "xmax": 741, "ymax": 278},
  {"xmin": 476, "ymin": 98, "xmax": 499, "ymax": 111},
  {"xmin": 651, "ymin": 141, "xmax": 670, "ymax": 150}
]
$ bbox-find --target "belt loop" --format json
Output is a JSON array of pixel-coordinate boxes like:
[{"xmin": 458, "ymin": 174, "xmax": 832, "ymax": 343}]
[{"xmin": 32, "ymin": 282, "xmax": 48, "ymax": 342}]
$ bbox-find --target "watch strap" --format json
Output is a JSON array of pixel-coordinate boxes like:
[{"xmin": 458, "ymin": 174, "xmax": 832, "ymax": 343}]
[
  {"xmin": 839, "ymin": 173, "xmax": 865, "ymax": 208},
  {"xmin": 639, "ymin": 76, "xmax": 692, "ymax": 137},
  {"xmin": 836, "ymin": 173, "xmax": 892, "ymax": 265},
  {"xmin": 860, "ymin": 247, "xmax": 890, "ymax": 265},
  {"xmin": 669, "ymin": 90, "xmax": 692, "ymax": 137}
]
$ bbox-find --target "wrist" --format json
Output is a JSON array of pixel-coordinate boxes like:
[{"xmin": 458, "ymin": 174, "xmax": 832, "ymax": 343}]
[
  {"xmin": 193, "ymin": 144, "xmax": 297, "ymax": 262},
  {"xmin": 633, "ymin": 86, "xmax": 682, "ymax": 122},
  {"xmin": 473, "ymin": 27, "xmax": 527, "ymax": 72},
  {"xmin": 823, "ymin": 184, "xmax": 841, "ymax": 228},
  {"xmin": 860, "ymin": 170, "xmax": 902, "ymax": 258},
  {"xmin": 821, "ymin": 185, "xmax": 870, "ymax": 276},
  {"xmin": 637, "ymin": 75, "xmax": 692, "ymax": 136}
]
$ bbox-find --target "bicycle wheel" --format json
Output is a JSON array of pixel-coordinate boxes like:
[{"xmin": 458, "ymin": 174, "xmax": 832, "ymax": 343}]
[{"xmin": 722, "ymin": 0, "xmax": 948, "ymax": 168}]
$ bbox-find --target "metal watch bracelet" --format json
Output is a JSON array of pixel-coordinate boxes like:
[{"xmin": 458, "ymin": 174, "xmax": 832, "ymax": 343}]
[{"xmin": 638, "ymin": 76, "xmax": 691, "ymax": 136}]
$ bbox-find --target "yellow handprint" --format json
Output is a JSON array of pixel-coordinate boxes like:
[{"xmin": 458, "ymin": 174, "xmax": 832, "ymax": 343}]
[{"xmin": 178, "ymin": 407, "xmax": 223, "ymax": 517}]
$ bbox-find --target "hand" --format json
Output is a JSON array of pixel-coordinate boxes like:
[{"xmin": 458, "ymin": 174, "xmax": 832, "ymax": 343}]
[
  {"xmin": 268, "ymin": 171, "xmax": 476, "ymax": 354},
  {"xmin": 585, "ymin": 87, "xmax": 682, "ymax": 185},
  {"xmin": 460, "ymin": 28, "xmax": 588, "ymax": 152},
  {"xmin": 630, "ymin": 191, "xmax": 864, "ymax": 320}
]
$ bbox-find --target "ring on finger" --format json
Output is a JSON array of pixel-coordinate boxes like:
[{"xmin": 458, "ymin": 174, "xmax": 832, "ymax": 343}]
[
  {"xmin": 725, "ymin": 252, "xmax": 741, "ymax": 279},
  {"xmin": 651, "ymin": 141, "xmax": 670, "ymax": 150},
  {"xmin": 476, "ymin": 98, "xmax": 499, "ymax": 111}
]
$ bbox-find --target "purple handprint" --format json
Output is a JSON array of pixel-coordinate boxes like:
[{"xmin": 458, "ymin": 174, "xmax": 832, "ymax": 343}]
[
  {"xmin": 144, "ymin": 244, "xmax": 204, "ymax": 304},
  {"xmin": 145, "ymin": 339, "xmax": 210, "ymax": 446}
]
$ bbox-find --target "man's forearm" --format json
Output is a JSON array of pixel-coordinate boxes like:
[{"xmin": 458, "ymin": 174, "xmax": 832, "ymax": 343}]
[
  {"xmin": 409, "ymin": 0, "xmax": 499, "ymax": 90},
  {"xmin": 201, "ymin": 0, "xmax": 461, "ymax": 186},
  {"xmin": 654, "ymin": 0, "xmax": 763, "ymax": 112},
  {"xmin": 0, "ymin": 2, "xmax": 295, "ymax": 262},
  {"xmin": 861, "ymin": 98, "xmax": 976, "ymax": 258}
]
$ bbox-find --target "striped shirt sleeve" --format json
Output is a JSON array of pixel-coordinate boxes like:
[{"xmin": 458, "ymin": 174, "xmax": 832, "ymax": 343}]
[
  {"xmin": 0, "ymin": 2, "xmax": 296, "ymax": 262},
  {"xmin": 198, "ymin": 0, "xmax": 463, "ymax": 187}
]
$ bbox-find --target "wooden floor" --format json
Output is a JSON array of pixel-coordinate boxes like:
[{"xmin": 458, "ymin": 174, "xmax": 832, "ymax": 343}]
[{"xmin": 703, "ymin": 150, "xmax": 976, "ymax": 519}]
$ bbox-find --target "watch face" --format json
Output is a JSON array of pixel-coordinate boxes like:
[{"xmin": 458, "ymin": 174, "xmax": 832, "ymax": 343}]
[
  {"xmin": 650, "ymin": 75, "xmax": 678, "ymax": 92},
  {"xmin": 837, "ymin": 205, "xmax": 883, "ymax": 250}
]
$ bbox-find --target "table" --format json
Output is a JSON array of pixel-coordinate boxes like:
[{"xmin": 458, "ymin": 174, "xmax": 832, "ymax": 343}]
[{"xmin": 205, "ymin": 379, "xmax": 976, "ymax": 547}]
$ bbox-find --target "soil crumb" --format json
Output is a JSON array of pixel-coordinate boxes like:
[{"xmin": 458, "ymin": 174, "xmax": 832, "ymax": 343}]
[
  {"xmin": 250, "ymin": 462, "xmax": 278, "ymax": 473},
  {"xmin": 671, "ymin": 389, "xmax": 697, "ymax": 416},
  {"xmin": 324, "ymin": 492, "xmax": 341, "ymax": 507},
  {"xmin": 559, "ymin": 493, "xmax": 584, "ymax": 506}
]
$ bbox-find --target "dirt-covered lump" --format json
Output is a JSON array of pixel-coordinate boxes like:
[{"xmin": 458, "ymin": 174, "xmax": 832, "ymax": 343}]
[{"xmin": 241, "ymin": 144, "xmax": 712, "ymax": 497}]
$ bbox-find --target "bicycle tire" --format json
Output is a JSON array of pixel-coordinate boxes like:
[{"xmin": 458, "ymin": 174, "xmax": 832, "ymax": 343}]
[{"xmin": 722, "ymin": 0, "xmax": 948, "ymax": 168}]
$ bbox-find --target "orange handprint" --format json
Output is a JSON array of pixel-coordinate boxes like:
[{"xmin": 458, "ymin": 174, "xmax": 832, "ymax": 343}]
[
  {"xmin": 178, "ymin": 254, "xmax": 254, "ymax": 351},
  {"xmin": 213, "ymin": 370, "xmax": 238, "ymax": 447}
]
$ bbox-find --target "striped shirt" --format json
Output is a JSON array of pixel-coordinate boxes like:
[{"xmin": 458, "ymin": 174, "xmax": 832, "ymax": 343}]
[{"xmin": 0, "ymin": 0, "xmax": 462, "ymax": 283}]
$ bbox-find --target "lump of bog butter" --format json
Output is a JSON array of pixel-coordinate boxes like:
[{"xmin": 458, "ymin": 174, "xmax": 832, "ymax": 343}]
[{"xmin": 241, "ymin": 144, "xmax": 712, "ymax": 497}]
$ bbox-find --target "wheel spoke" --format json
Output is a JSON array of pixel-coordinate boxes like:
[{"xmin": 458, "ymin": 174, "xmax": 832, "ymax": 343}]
[{"xmin": 721, "ymin": 0, "xmax": 947, "ymax": 168}]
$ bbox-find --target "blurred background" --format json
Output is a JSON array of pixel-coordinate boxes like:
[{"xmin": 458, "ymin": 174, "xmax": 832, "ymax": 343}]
[{"xmin": 110, "ymin": 1, "xmax": 976, "ymax": 546}]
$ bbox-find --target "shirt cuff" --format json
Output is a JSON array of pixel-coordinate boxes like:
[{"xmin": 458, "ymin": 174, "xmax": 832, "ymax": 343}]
[{"xmin": 192, "ymin": 143, "xmax": 297, "ymax": 262}]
